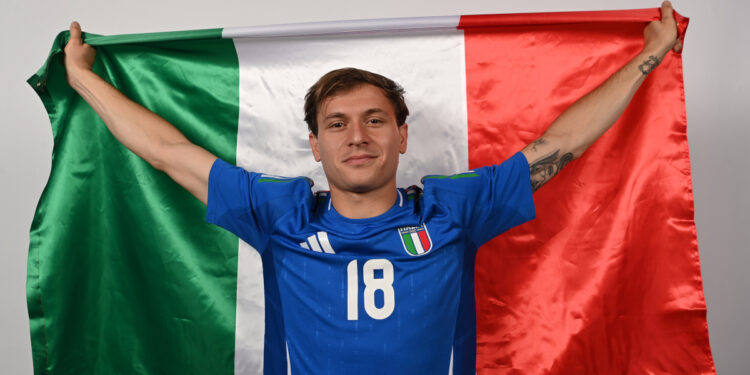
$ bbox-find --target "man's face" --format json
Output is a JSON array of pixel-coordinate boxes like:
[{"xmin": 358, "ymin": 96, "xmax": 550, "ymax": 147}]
[{"xmin": 309, "ymin": 84, "xmax": 408, "ymax": 195}]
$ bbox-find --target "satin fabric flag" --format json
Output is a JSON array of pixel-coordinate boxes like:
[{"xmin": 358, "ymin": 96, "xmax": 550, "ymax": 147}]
[{"xmin": 27, "ymin": 8, "xmax": 714, "ymax": 375}]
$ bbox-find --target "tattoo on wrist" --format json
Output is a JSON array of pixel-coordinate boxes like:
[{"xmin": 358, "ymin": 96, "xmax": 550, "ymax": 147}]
[
  {"xmin": 528, "ymin": 149, "xmax": 574, "ymax": 192},
  {"xmin": 638, "ymin": 55, "xmax": 660, "ymax": 75}
]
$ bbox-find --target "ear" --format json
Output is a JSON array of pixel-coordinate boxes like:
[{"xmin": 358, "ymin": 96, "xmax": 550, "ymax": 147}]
[
  {"xmin": 309, "ymin": 132, "xmax": 322, "ymax": 162},
  {"xmin": 398, "ymin": 123, "xmax": 408, "ymax": 154}
]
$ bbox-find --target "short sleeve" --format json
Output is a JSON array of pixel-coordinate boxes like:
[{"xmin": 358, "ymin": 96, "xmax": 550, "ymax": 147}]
[
  {"xmin": 205, "ymin": 159, "xmax": 267, "ymax": 248},
  {"xmin": 422, "ymin": 152, "xmax": 536, "ymax": 247},
  {"xmin": 205, "ymin": 159, "xmax": 315, "ymax": 251}
]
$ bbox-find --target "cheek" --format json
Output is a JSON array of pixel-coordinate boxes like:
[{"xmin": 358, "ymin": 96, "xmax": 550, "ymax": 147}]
[
  {"xmin": 383, "ymin": 134, "xmax": 403, "ymax": 154},
  {"xmin": 317, "ymin": 138, "xmax": 341, "ymax": 161}
]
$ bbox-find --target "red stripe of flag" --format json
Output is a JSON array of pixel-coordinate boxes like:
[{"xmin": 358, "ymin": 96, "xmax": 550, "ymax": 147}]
[
  {"xmin": 461, "ymin": 9, "xmax": 714, "ymax": 374},
  {"xmin": 417, "ymin": 229, "xmax": 430, "ymax": 252},
  {"xmin": 459, "ymin": 8, "xmax": 677, "ymax": 28}
]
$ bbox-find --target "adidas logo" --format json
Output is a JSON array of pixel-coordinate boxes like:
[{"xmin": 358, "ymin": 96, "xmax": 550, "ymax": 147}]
[{"xmin": 299, "ymin": 231, "xmax": 335, "ymax": 254}]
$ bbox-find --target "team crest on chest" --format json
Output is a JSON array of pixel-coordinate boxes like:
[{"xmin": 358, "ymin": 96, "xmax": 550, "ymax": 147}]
[{"xmin": 397, "ymin": 224, "xmax": 433, "ymax": 256}]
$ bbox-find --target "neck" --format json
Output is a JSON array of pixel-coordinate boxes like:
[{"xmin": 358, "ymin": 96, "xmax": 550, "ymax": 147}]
[{"xmin": 329, "ymin": 183, "xmax": 398, "ymax": 219}]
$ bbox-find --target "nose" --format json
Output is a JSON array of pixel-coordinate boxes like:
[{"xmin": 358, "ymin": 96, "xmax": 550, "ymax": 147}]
[{"xmin": 348, "ymin": 122, "xmax": 368, "ymax": 146}]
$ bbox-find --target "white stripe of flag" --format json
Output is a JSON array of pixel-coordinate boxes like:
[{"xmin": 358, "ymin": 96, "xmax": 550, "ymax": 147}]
[
  {"xmin": 222, "ymin": 16, "xmax": 461, "ymax": 39},
  {"xmin": 409, "ymin": 232, "xmax": 426, "ymax": 254},
  {"xmin": 232, "ymin": 23, "xmax": 468, "ymax": 374}
]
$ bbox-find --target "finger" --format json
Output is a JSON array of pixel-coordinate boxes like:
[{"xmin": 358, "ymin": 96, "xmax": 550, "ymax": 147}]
[
  {"xmin": 661, "ymin": 1, "xmax": 675, "ymax": 24},
  {"xmin": 673, "ymin": 40, "xmax": 683, "ymax": 53},
  {"xmin": 69, "ymin": 21, "xmax": 82, "ymax": 42}
]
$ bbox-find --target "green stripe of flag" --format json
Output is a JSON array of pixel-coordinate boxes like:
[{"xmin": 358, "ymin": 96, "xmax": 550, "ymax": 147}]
[
  {"xmin": 28, "ymin": 28, "xmax": 224, "ymax": 109},
  {"xmin": 27, "ymin": 31, "xmax": 239, "ymax": 374},
  {"xmin": 82, "ymin": 28, "xmax": 224, "ymax": 46},
  {"xmin": 402, "ymin": 233, "xmax": 417, "ymax": 255}
]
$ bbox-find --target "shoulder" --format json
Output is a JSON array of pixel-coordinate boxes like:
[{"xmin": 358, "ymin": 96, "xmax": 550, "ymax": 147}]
[
  {"xmin": 254, "ymin": 173, "xmax": 314, "ymax": 203},
  {"xmin": 416, "ymin": 152, "xmax": 533, "ymax": 218},
  {"xmin": 209, "ymin": 159, "xmax": 314, "ymax": 206},
  {"xmin": 420, "ymin": 168, "xmax": 487, "ymax": 201},
  {"xmin": 421, "ymin": 152, "xmax": 529, "ymax": 191}
]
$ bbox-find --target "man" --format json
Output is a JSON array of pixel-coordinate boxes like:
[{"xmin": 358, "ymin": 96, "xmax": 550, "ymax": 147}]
[{"xmin": 63, "ymin": 2, "xmax": 682, "ymax": 373}]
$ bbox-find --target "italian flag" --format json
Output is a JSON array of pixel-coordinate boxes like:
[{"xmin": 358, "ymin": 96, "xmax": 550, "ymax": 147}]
[{"xmin": 27, "ymin": 8, "xmax": 715, "ymax": 374}]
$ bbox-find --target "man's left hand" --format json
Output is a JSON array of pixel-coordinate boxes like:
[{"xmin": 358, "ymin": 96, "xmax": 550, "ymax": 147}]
[{"xmin": 643, "ymin": 1, "xmax": 683, "ymax": 59}]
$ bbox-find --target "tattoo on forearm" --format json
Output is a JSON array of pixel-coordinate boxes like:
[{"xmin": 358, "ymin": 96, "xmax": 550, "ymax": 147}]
[
  {"xmin": 527, "ymin": 138, "xmax": 547, "ymax": 152},
  {"xmin": 528, "ymin": 150, "xmax": 574, "ymax": 192},
  {"xmin": 638, "ymin": 55, "xmax": 660, "ymax": 75}
]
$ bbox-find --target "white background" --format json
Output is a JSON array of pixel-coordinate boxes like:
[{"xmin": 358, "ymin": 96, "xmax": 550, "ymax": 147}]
[{"xmin": 1, "ymin": 0, "xmax": 747, "ymax": 374}]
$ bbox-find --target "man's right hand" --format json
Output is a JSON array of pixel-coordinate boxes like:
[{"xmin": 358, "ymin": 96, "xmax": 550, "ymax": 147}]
[{"xmin": 64, "ymin": 22, "xmax": 96, "ymax": 86}]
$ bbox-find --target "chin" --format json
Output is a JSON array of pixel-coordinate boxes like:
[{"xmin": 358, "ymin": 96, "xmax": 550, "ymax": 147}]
[
  {"xmin": 333, "ymin": 174, "xmax": 388, "ymax": 194},
  {"xmin": 342, "ymin": 181, "xmax": 381, "ymax": 194},
  {"xmin": 327, "ymin": 166, "xmax": 397, "ymax": 194}
]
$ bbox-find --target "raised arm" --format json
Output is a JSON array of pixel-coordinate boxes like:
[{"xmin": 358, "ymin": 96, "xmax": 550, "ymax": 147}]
[
  {"xmin": 521, "ymin": 1, "xmax": 683, "ymax": 192},
  {"xmin": 64, "ymin": 22, "xmax": 217, "ymax": 204}
]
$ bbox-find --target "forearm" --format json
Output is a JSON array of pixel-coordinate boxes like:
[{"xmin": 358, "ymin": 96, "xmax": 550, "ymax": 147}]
[
  {"xmin": 68, "ymin": 68, "xmax": 190, "ymax": 170},
  {"xmin": 541, "ymin": 51, "xmax": 657, "ymax": 158},
  {"xmin": 519, "ymin": 2, "xmax": 679, "ymax": 192}
]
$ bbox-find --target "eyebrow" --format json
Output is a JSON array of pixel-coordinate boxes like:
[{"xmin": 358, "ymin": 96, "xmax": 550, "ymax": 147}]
[
  {"xmin": 363, "ymin": 108, "xmax": 389, "ymax": 117},
  {"xmin": 322, "ymin": 112, "xmax": 347, "ymax": 121},
  {"xmin": 322, "ymin": 108, "xmax": 389, "ymax": 121}
]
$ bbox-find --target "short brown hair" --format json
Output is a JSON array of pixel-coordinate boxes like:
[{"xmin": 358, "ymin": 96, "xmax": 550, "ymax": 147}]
[{"xmin": 304, "ymin": 68, "xmax": 409, "ymax": 135}]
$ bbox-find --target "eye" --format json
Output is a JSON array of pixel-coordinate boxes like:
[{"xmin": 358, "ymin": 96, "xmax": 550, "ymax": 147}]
[
  {"xmin": 367, "ymin": 118, "xmax": 383, "ymax": 125},
  {"xmin": 329, "ymin": 121, "xmax": 344, "ymax": 129}
]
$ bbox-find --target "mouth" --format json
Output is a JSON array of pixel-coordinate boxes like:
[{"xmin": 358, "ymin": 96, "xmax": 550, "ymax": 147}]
[{"xmin": 343, "ymin": 154, "xmax": 377, "ymax": 166}]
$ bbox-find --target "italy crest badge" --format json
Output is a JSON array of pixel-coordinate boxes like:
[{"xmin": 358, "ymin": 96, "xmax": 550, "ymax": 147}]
[{"xmin": 397, "ymin": 224, "xmax": 433, "ymax": 256}]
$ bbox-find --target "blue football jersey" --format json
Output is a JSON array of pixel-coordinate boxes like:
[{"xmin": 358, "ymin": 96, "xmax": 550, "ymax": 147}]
[{"xmin": 206, "ymin": 152, "xmax": 535, "ymax": 374}]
